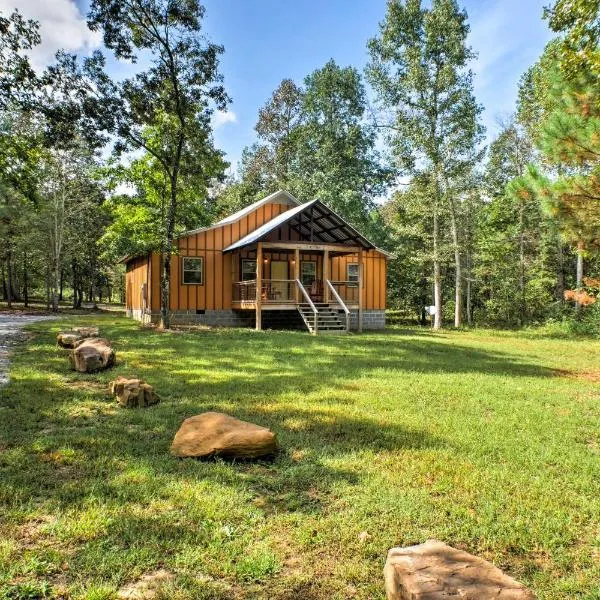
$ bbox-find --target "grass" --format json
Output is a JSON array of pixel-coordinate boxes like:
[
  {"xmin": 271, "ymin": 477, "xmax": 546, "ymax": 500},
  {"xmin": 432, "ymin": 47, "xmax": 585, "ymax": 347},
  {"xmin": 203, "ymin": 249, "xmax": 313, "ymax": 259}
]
[{"xmin": 0, "ymin": 315, "xmax": 599, "ymax": 599}]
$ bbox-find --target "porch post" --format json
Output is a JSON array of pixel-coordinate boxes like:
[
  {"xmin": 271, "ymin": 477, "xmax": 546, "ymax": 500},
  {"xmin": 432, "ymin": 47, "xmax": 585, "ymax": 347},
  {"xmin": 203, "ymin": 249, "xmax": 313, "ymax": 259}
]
[
  {"xmin": 323, "ymin": 249, "xmax": 330, "ymax": 303},
  {"xmin": 294, "ymin": 248, "xmax": 300, "ymax": 303},
  {"xmin": 256, "ymin": 242, "xmax": 263, "ymax": 330},
  {"xmin": 358, "ymin": 248, "xmax": 364, "ymax": 332}
]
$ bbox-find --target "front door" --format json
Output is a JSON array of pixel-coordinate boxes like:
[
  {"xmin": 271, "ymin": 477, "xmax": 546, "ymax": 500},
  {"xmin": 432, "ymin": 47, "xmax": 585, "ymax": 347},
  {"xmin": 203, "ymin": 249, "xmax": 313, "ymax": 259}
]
[{"xmin": 270, "ymin": 260, "xmax": 289, "ymax": 301}]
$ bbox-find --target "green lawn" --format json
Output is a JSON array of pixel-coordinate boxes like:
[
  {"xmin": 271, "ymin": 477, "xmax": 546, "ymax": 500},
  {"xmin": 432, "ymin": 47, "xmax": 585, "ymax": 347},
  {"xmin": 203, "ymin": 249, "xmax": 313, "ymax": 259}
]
[{"xmin": 1, "ymin": 315, "xmax": 599, "ymax": 599}]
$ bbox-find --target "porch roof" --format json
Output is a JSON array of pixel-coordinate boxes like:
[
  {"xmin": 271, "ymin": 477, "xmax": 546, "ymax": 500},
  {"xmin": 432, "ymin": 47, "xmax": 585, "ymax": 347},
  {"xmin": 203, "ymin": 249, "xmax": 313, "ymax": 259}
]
[{"xmin": 222, "ymin": 199, "xmax": 376, "ymax": 253}]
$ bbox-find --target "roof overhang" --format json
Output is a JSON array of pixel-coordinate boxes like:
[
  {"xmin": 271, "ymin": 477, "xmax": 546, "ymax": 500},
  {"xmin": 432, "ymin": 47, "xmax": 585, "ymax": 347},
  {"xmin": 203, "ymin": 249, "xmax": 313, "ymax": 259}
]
[
  {"xmin": 223, "ymin": 199, "xmax": 376, "ymax": 253},
  {"xmin": 176, "ymin": 189, "xmax": 300, "ymax": 240}
]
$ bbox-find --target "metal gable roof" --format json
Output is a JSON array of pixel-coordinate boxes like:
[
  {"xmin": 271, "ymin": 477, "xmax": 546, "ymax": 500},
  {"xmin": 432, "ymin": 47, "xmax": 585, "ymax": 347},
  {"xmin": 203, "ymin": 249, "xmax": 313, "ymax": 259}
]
[
  {"xmin": 215, "ymin": 189, "xmax": 300, "ymax": 226},
  {"xmin": 222, "ymin": 199, "xmax": 376, "ymax": 253},
  {"xmin": 176, "ymin": 190, "xmax": 300, "ymax": 240}
]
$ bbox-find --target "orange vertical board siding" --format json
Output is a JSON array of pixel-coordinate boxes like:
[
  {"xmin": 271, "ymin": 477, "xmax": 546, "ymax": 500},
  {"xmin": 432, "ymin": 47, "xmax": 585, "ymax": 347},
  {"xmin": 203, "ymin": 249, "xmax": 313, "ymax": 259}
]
[
  {"xmin": 223, "ymin": 253, "xmax": 232, "ymax": 308},
  {"xmin": 171, "ymin": 254, "xmax": 180, "ymax": 310},
  {"xmin": 179, "ymin": 237, "xmax": 188, "ymax": 310},
  {"xmin": 205, "ymin": 250, "xmax": 214, "ymax": 310},
  {"xmin": 150, "ymin": 253, "xmax": 161, "ymax": 311},
  {"xmin": 215, "ymin": 249, "xmax": 223, "ymax": 309}
]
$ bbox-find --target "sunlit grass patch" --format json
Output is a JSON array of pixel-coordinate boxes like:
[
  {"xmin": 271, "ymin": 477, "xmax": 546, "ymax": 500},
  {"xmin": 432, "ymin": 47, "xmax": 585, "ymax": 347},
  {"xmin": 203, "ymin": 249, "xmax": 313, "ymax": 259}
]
[{"xmin": 0, "ymin": 314, "xmax": 599, "ymax": 598}]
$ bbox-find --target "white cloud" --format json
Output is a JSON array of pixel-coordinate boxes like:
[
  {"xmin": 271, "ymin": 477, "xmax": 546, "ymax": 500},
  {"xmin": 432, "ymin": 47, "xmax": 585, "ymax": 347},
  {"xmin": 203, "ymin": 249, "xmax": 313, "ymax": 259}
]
[
  {"xmin": 0, "ymin": 0, "xmax": 101, "ymax": 70},
  {"xmin": 212, "ymin": 109, "xmax": 237, "ymax": 129}
]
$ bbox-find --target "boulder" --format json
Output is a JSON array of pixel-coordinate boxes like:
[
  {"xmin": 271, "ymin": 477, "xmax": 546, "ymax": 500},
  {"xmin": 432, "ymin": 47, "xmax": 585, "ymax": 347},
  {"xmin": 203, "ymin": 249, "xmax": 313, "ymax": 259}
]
[
  {"xmin": 57, "ymin": 332, "xmax": 83, "ymax": 348},
  {"xmin": 73, "ymin": 326, "xmax": 99, "ymax": 337},
  {"xmin": 171, "ymin": 412, "xmax": 277, "ymax": 459},
  {"xmin": 384, "ymin": 540, "xmax": 536, "ymax": 600},
  {"xmin": 57, "ymin": 326, "xmax": 99, "ymax": 348},
  {"xmin": 69, "ymin": 338, "xmax": 115, "ymax": 373},
  {"xmin": 110, "ymin": 376, "xmax": 159, "ymax": 408}
]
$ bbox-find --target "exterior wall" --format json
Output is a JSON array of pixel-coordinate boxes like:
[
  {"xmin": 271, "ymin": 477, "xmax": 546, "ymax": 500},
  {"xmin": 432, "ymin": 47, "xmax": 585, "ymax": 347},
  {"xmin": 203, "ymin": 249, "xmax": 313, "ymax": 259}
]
[
  {"xmin": 127, "ymin": 306, "xmax": 386, "ymax": 330},
  {"xmin": 169, "ymin": 309, "xmax": 255, "ymax": 327},
  {"xmin": 169, "ymin": 201, "xmax": 293, "ymax": 312},
  {"xmin": 350, "ymin": 309, "xmax": 386, "ymax": 330},
  {"xmin": 126, "ymin": 197, "xmax": 388, "ymax": 320},
  {"xmin": 331, "ymin": 250, "xmax": 387, "ymax": 310},
  {"xmin": 125, "ymin": 255, "xmax": 151, "ymax": 313},
  {"xmin": 126, "ymin": 307, "xmax": 160, "ymax": 325}
]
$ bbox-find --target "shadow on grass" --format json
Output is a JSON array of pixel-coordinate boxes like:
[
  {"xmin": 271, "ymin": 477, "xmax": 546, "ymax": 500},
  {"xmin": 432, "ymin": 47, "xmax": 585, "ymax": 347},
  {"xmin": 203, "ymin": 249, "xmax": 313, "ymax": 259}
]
[{"xmin": 0, "ymin": 316, "xmax": 562, "ymax": 593}]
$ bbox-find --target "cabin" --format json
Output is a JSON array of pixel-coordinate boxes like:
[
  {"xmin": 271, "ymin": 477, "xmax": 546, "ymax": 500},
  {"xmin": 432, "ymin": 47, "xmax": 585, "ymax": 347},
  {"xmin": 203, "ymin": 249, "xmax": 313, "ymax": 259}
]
[{"xmin": 124, "ymin": 190, "xmax": 389, "ymax": 334}]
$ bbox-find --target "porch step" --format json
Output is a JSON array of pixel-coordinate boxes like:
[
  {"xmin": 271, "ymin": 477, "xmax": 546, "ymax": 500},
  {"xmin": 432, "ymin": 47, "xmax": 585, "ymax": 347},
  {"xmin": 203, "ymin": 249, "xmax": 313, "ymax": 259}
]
[{"xmin": 297, "ymin": 303, "xmax": 348, "ymax": 335}]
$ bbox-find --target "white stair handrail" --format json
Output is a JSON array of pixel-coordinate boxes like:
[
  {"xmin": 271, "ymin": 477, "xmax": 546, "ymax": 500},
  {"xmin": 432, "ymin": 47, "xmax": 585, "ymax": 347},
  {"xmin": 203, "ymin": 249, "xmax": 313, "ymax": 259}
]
[
  {"xmin": 295, "ymin": 279, "xmax": 318, "ymax": 334},
  {"xmin": 326, "ymin": 279, "xmax": 350, "ymax": 332}
]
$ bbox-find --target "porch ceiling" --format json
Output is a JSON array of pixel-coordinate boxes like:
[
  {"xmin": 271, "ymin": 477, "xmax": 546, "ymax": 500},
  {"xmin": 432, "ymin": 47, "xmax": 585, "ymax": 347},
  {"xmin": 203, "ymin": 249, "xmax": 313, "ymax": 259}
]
[{"xmin": 222, "ymin": 199, "xmax": 375, "ymax": 253}]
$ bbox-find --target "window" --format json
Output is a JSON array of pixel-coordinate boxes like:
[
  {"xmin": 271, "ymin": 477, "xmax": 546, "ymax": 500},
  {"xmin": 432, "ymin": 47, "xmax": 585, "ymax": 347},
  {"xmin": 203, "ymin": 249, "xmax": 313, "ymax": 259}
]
[
  {"xmin": 301, "ymin": 261, "xmax": 316, "ymax": 287},
  {"xmin": 182, "ymin": 257, "xmax": 204, "ymax": 285},
  {"xmin": 241, "ymin": 259, "xmax": 256, "ymax": 281},
  {"xmin": 347, "ymin": 263, "xmax": 359, "ymax": 287}
]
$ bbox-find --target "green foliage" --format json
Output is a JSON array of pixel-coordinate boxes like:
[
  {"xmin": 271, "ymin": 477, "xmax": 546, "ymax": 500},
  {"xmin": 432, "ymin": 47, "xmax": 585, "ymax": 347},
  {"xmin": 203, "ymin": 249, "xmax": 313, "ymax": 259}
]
[
  {"xmin": 84, "ymin": 0, "xmax": 230, "ymax": 326},
  {"xmin": 544, "ymin": 0, "xmax": 600, "ymax": 77},
  {"xmin": 368, "ymin": 0, "xmax": 484, "ymax": 327},
  {"xmin": 217, "ymin": 60, "xmax": 388, "ymax": 241},
  {"xmin": 0, "ymin": 10, "xmax": 39, "ymax": 110}
]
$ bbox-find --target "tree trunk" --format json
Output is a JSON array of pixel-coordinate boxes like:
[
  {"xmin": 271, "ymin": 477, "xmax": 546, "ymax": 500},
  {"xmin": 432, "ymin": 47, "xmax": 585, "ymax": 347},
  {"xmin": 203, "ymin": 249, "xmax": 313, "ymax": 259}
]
[
  {"xmin": 52, "ymin": 255, "xmax": 60, "ymax": 312},
  {"xmin": 466, "ymin": 249, "xmax": 472, "ymax": 326},
  {"xmin": 518, "ymin": 200, "xmax": 526, "ymax": 326},
  {"xmin": 449, "ymin": 201, "xmax": 461, "ymax": 328},
  {"xmin": 45, "ymin": 266, "xmax": 51, "ymax": 310},
  {"xmin": 72, "ymin": 259, "xmax": 78, "ymax": 309},
  {"xmin": 160, "ymin": 172, "xmax": 179, "ymax": 329},
  {"xmin": 6, "ymin": 247, "xmax": 13, "ymax": 309},
  {"xmin": 59, "ymin": 269, "xmax": 64, "ymax": 301},
  {"xmin": 432, "ymin": 208, "xmax": 442, "ymax": 330},
  {"xmin": 575, "ymin": 239, "xmax": 584, "ymax": 311},
  {"xmin": 160, "ymin": 253, "xmax": 171, "ymax": 328},
  {"xmin": 23, "ymin": 252, "xmax": 28, "ymax": 308},
  {"xmin": 556, "ymin": 240, "xmax": 565, "ymax": 303}
]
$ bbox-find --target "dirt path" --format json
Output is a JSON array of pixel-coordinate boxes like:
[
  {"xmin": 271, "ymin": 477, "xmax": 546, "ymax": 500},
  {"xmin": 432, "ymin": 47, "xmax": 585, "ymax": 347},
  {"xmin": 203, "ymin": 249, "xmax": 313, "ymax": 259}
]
[{"xmin": 0, "ymin": 313, "xmax": 56, "ymax": 386}]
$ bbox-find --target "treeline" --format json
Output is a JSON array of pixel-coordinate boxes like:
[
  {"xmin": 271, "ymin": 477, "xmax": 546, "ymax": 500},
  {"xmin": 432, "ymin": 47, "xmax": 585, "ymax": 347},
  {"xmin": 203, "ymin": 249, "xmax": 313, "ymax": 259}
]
[
  {"xmin": 215, "ymin": 0, "xmax": 600, "ymax": 332},
  {"xmin": 1, "ymin": 0, "xmax": 598, "ymax": 331}
]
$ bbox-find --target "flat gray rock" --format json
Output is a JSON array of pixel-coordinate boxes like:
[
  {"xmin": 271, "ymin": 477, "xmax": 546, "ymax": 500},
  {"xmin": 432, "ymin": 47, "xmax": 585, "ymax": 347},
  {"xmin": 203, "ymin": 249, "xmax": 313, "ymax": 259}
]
[{"xmin": 385, "ymin": 540, "xmax": 536, "ymax": 599}]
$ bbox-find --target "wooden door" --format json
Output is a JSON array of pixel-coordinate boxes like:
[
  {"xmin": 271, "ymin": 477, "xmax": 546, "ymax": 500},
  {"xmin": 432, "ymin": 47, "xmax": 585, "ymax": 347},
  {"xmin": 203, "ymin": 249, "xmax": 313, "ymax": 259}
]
[{"xmin": 270, "ymin": 260, "xmax": 289, "ymax": 300}]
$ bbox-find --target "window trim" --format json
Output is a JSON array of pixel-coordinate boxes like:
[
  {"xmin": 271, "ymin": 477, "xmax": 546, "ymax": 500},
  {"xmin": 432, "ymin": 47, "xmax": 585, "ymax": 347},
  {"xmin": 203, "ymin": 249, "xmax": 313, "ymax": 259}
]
[
  {"xmin": 347, "ymin": 263, "xmax": 359, "ymax": 287},
  {"xmin": 182, "ymin": 256, "xmax": 204, "ymax": 286},
  {"xmin": 241, "ymin": 259, "xmax": 257, "ymax": 282},
  {"xmin": 301, "ymin": 260, "xmax": 317, "ymax": 286}
]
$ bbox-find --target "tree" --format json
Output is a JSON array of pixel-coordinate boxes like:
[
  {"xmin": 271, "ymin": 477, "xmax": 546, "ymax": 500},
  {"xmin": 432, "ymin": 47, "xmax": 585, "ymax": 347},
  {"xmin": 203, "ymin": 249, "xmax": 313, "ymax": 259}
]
[
  {"xmin": 101, "ymin": 129, "xmax": 221, "ymax": 263},
  {"xmin": 381, "ymin": 173, "xmax": 451, "ymax": 323},
  {"xmin": 544, "ymin": 0, "xmax": 600, "ymax": 77},
  {"xmin": 518, "ymin": 61, "xmax": 600, "ymax": 309},
  {"xmin": 86, "ymin": 0, "xmax": 229, "ymax": 328},
  {"xmin": 220, "ymin": 60, "xmax": 388, "ymax": 240},
  {"xmin": 0, "ymin": 10, "xmax": 39, "ymax": 110},
  {"xmin": 293, "ymin": 60, "xmax": 388, "ymax": 235},
  {"xmin": 255, "ymin": 79, "xmax": 304, "ymax": 189},
  {"xmin": 483, "ymin": 119, "xmax": 542, "ymax": 324},
  {"xmin": 367, "ymin": 0, "xmax": 483, "ymax": 328}
]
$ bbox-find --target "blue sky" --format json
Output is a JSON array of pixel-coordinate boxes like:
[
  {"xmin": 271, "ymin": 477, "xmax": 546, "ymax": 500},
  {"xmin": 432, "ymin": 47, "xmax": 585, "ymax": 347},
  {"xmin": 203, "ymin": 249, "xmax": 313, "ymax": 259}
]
[{"xmin": 2, "ymin": 0, "xmax": 554, "ymax": 170}]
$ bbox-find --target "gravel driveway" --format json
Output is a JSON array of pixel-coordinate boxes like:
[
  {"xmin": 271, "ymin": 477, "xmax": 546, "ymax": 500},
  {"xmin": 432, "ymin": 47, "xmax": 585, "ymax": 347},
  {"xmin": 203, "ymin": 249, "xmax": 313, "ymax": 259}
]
[{"xmin": 0, "ymin": 313, "xmax": 56, "ymax": 386}]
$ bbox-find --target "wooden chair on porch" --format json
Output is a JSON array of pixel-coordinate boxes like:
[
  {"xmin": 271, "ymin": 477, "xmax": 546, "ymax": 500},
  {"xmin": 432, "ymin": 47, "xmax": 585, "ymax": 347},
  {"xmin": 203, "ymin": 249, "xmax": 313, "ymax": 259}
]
[{"xmin": 309, "ymin": 280, "xmax": 324, "ymax": 303}]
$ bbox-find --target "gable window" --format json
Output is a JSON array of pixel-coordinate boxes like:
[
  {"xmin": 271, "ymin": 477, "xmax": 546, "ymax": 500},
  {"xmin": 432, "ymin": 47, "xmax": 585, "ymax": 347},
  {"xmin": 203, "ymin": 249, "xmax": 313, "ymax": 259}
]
[
  {"xmin": 241, "ymin": 259, "xmax": 257, "ymax": 281},
  {"xmin": 347, "ymin": 263, "xmax": 359, "ymax": 287},
  {"xmin": 182, "ymin": 257, "xmax": 204, "ymax": 285},
  {"xmin": 301, "ymin": 261, "xmax": 316, "ymax": 287}
]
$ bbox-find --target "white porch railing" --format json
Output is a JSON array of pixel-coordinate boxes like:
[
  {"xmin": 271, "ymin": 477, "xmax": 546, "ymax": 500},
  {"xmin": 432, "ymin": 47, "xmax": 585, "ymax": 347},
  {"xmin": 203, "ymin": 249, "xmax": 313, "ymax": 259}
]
[
  {"xmin": 326, "ymin": 279, "xmax": 350, "ymax": 332},
  {"xmin": 329, "ymin": 280, "xmax": 360, "ymax": 306},
  {"xmin": 295, "ymin": 278, "xmax": 318, "ymax": 334}
]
